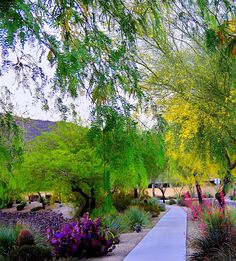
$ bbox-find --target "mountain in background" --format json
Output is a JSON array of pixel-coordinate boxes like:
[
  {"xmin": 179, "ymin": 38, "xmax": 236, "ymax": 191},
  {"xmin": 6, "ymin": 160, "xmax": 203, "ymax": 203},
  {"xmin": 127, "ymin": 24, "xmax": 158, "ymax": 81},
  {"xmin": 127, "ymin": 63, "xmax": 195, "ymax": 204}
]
[{"xmin": 16, "ymin": 117, "xmax": 56, "ymax": 141}]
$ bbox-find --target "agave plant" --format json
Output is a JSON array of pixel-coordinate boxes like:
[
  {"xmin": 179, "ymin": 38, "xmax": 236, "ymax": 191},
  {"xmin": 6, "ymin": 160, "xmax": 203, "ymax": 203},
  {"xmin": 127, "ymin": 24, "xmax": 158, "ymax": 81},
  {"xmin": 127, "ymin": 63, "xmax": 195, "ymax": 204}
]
[{"xmin": 123, "ymin": 206, "xmax": 151, "ymax": 231}]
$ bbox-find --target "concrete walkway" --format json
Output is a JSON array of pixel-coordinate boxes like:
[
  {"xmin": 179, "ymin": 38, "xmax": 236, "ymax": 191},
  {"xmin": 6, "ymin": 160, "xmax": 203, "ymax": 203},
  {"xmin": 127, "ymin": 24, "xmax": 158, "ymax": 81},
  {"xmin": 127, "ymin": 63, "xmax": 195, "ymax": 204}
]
[{"xmin": 124, "ymin": 205, "xmax": 187, "ymax": 261}]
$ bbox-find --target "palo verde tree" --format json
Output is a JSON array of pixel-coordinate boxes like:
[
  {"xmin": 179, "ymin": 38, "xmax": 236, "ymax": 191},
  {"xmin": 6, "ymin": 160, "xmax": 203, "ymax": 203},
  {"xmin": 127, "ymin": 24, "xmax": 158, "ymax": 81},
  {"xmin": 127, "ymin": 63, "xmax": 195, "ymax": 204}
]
[
  {"xmin": 163, "ymin": 92, "xmax": 233, "ymax": 204},
  {"xmin": 136, "ymin": 1, "xmax": 236, "ymax": 205},
  {"xmin": 17, "ymin": 121, "xmax": 103, "ymax": 214}
]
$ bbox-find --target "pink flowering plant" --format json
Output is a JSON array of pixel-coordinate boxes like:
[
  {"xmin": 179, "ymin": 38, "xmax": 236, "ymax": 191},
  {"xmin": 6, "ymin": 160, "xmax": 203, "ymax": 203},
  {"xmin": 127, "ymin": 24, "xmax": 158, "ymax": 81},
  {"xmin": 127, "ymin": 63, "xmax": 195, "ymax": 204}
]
[
  {"xmin": 47, "ymin": 213, "xmax": 114, "ymax": 259},
  {"xmin": 184, "ymin": 192, "xmax": 236, "ymax": 260}
]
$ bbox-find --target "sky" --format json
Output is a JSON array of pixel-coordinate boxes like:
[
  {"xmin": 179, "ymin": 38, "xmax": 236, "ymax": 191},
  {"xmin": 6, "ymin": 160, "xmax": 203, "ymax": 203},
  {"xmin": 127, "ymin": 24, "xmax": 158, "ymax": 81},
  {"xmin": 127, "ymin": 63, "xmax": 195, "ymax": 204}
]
[{"xmin": 0, "ymin": 44, "xmax": 91, "ymax": 122}]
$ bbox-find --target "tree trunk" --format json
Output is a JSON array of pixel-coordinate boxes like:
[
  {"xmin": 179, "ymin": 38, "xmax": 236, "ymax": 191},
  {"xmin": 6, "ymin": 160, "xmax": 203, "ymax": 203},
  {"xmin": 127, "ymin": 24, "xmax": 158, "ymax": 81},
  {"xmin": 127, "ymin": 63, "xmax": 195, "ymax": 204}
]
[
  {"xmin": 80, "ymin": 197, "xmax": 90, "ymax": 217},
  {"xmin": 157, "ymin": 187, "xmax": 166, "ymax": 203},
  {"xmin": 215, "ymin": 170, "xmax": 231, "ymax": 208},
  {"xmin": 37, "ymin": 191, "xmax": 45, "ymax": 209},
  {"xmin": 215, "ymin": 152, "xmax": 236, "ymax": 208},
  {"xmin": 104, "ymin": 169, "xmax": 112, "ymax": 213},
  {"xmin": 222, "ymin": 170, "xmax": 231, "ymax": 195},
  {"xmin": 216, "ymin": 171, "xmax": 230, "ymax": 208},
  {"xmin": 134, "ymin": 188, "xmax": 138, "ymax": 198},
  {"xmin": 196, "ymin": 183, "xmax": 203, "ymax": 205},
  {"xmin": 90, "ymin": 188, "xmax": 96, "ymax": 212},
  {"xmin": 72, "ymin": 187, "xmax": 90, "ymax": 217},
  {"xmin": 152, "ymin": 183, "xmax": 156, "ymax": 197}
]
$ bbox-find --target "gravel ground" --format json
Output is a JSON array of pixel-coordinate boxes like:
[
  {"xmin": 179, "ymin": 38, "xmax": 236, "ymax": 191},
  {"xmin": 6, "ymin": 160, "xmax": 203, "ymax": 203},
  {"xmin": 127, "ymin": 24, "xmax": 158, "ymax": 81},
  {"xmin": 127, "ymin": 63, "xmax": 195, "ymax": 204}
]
[{"xmin": 186, "ymin": 213, "xmax": 198, "ymax": 260}]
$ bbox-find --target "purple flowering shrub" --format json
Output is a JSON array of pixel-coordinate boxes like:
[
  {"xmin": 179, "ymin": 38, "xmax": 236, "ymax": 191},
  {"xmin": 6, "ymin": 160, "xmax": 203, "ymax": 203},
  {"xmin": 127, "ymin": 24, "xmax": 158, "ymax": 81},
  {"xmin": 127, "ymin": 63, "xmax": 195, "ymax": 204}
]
[{"xmin": 47, "ymin": 213, "xmax": 114, "ymax": 258}]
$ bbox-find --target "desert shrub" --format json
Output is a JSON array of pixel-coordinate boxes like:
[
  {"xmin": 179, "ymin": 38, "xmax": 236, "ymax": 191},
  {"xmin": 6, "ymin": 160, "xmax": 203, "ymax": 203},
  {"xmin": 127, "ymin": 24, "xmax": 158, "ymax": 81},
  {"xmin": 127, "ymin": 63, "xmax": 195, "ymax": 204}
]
[
  {"xmin": 6, "ymin": 202, "xmax": 13, "ymax": 208},
  {"xmin": 189, "ymin": 226, "xmax": 236, "ymax": 261},
  {"xmin": 201, "ymin": 207, "xmax": 236, "ymax": 231},
  {"xmin": 10, "ymin": 245, "xmax": 52, "ymax": 261},
  {"xmin": 123, "ymin": 207, "xmax": 151, "ymax": 231},
  {"xmin": 47, "ymin": 213, "xmax": 114, "ymax": 258},
  {"xmin": 138, "ymin": 190, "xmax": 151, "ymax": 201},
  {"xmin": 90, "ymin": 207, "xmax": 117, "ymax": 220},
  {"xmin": 203, "ymin": 192, "xmax": 213, "ymax": 198},
  {"xmin": 17, "ymin": 229, "xmax": 35, "ymax": 246},
  {"xmin": 158, "ymin": 202, "xmax": 166, "ymax": 212},
  {"xmin": 230, "ymin": 194, "xmax": 236, "ymax": 201},
  {"xmin": 0, "ymin": 226, "xmax": 20, "ymax": 256},
  {"xmin": 16, "ymin": 197, "xmax": 22, "ymax": 204},
  {"xmin": 189, "ymin": 203, "xmax": 236, "ymax": 260},
  {"xmin": 177, "ymin": 195, "xmax": 186, "ymax": 206},
  {"xmin": 16, "ymin": 203, "xmax": 26, "ymax": 211},
  {"xmin": 149, "ymin": 197, "xmax": 159, "ymax": 206},
  {"xmin": 141, "ymin": 204, "xmax": 160, "ymax": 217},
  {"xmin": 167, "ymin": 199, "xmax": 176, "ymax": 205},
  {"xmin": 30, "ymin": 206, "xmax": 43, "ymax": 212},
  {"xmin": 113, "ymin": 192, "xmax": 133, "ymax": 212},
  {"xmin": 132, "ymin": 198, "xmax": 160, "ymax": 217}
]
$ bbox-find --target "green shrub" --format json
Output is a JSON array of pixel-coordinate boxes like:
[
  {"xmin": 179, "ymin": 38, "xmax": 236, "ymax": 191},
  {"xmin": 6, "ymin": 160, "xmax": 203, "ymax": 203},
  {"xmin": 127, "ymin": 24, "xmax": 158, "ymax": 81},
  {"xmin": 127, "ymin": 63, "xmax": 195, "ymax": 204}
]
[
  {"xmin": 124, "ymin": 206, "xmax": 151, "ymax": 231},
  {"xmin": 230, "ymin": 194, "xmax": 236, "ymax": 201},
  {"xmin": 141, "ymin": 204, "xmax": 160, "ymax": 217},
  {"xmin": 30, "ymin": 206, "xmax": 43, "ymax": 212},
  {"xmin": 149, "ymin": 197, "xmax": 159, "ymax": 206},
  {"xmin": 158, "ymin": 202, "xmax": 166, "ymax": 211},
  {"xmin": 177, "ymin": 196, "xmax": 186, "ymax": 206},
  {"xmin": 0, "ymin": 226, "xmax": 20, "ymax": 256},
  {"xmin": 138, "ymin": 190, "xmax": 151, "ymax": 201},
  {"xmin": 90, "ymin": 207, "xmax": 117, "ymax": 219},
  {"xmin": 113, "ymin": 192, "xmax": 133, "ymax": 212},
  {"xmin": 167, "ymin": 199, "xmax": 176, "ymax": 205},
  {"xmin": 10, "ymin": 245, "xmax": 52, "ymax": 261},
  {"xmin": 132, "ymin": 198, "xmax": 160, "ymax": 217},
  {"xmin": 6, "ymin": 202, "xmax": 13, "ymax": 208},
  {"xmin": 203, "ymin": 192, "xmax": 213, "ymax": 198}
]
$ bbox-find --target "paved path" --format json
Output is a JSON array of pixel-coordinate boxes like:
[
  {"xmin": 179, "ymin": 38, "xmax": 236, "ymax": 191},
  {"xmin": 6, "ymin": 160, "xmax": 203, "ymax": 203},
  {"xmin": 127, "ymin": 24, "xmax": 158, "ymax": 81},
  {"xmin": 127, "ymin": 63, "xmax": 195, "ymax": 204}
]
[
  {"xmin": 124, "ymin": 206, "xmax": 187, "ymax": 261},
  {"xmin": 226, "ymin": 199, "xmax": 236, "ymax": 207}
]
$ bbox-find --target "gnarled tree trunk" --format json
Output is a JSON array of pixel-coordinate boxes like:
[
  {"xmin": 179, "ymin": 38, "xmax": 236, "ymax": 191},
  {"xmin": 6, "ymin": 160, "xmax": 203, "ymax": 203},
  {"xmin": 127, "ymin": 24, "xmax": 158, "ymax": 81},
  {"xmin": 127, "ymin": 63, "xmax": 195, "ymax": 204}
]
[
  {"xmin": 37, "ymin": 191, "xmax": 45, "ymax": 209},
  {"xmin": 196, "ymin": 183, "xmax": 203, "ymax": 205},
  {"xmin": 152, "ymin": 183, "xmax": 156, "ymax": 197}
]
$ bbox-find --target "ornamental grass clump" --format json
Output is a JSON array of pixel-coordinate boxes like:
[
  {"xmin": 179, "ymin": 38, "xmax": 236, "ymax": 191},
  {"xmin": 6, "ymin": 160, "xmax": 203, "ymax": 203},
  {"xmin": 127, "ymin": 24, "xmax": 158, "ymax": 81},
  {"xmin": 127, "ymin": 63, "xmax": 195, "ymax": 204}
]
[
  {"xmin": 187, "ymin": 193, "xmax": 236, "ymax": 261},
  {"xmin": 0, "ymin": 226, "xmax": 20, "ymax": 256},
  {"xmin": 47, "ymin": 213, "xmax": 114, "ymax": 259}
]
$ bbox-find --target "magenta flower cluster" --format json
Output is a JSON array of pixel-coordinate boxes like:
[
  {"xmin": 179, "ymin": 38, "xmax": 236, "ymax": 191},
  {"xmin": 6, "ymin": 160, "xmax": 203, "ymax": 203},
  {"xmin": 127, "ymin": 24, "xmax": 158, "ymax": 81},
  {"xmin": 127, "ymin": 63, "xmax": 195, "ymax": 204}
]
[{"xmin": 47, "ymin": 213, "xmax": 114, "ymax": 258}]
